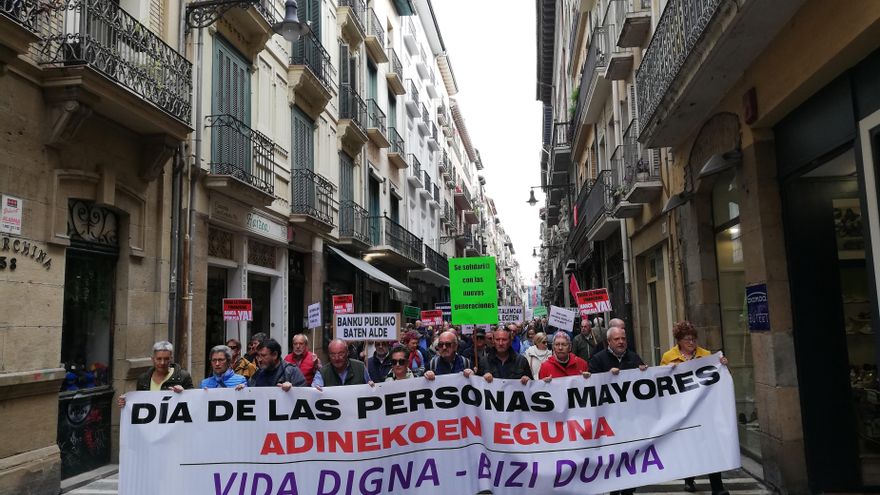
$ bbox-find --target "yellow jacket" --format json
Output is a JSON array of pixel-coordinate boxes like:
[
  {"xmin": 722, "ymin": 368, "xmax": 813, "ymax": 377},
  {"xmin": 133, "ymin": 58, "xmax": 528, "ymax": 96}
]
[{"xmin": 660, "ymin": 345, "xmax": 711, "ymax": 365}]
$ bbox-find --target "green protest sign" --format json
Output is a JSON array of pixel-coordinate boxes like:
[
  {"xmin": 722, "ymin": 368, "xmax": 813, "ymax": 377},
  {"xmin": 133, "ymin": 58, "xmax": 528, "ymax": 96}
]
[
  {"xmin": 449, "ymin": 256, "xmax": 499, "ymax": 325},
  {"xmin": 403, "ymin": 305, "xmax": 420, "ymax": 319},
  {"xmin": 533, "ymin": 306, "xmax": 548, "ymax": 317}
]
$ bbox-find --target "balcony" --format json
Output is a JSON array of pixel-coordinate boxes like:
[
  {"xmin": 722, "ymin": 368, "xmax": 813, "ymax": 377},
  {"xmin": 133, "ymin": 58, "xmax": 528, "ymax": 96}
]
[
  {"xmin": 548, "ymin": 121, "xmax": 572, "ymax": 187},
  {"xmin": 402, "ymin": 17, "xmax": 418, "ymax": 56},
  {"xmin": 337, "ymin": 0, "xmax": 366, "ymax": 50},
  {"xmin": 410, "ymin": 243, "xmax": 449, "ymax": 286},
  {"xmin": 290, "ymin": 168, "xmax": 335, "ymax": 234},
  {"xmin": 0, "ymin": 1, "xmax": 39, "ymax": 65},
  {"xmin": 367, "ymin": 215, "xmax": 424, "ymax": 269},
  {"xmin": 438, "ymin": 151, "xmax": 450, "ymax": 179},
  {"xmin": 425, "ymin": 70, "xmax": 439, "ymax": 99},
  {"xmin": 427, "ymin": 123, "xmax": 440, "ymax": 151},
  {"xmin": 289, "ymin": 33, "xmax": 334, "ymax": 120},
  {"xmin": 185, "ymin": 0, "xmax": 279, "ymax": 60},
  {"xmin": 603, "ymin": 2, "xmax": 634, "ymax": 81},
  {"xmin": 454, "ymin": 183, "xmax": 473, "ymax": 211},
  {"xmin": 431, "ymin": 184, "xmax": 441, "ymax": 208},
  {"xmin": 35, "ymin": 0, "xmax": 192, "ymax": 176},
  {"xmin": 205, "ymin": 114, "xmax": 276, "ymax": 206},
  {"xmin": 405, "ymin": 80, "xmax": 420, "ymax": 117},
  {"xmin": 416, "ymin": 46, "xmax": 430, "ymax": 80},
  {"xmin": 407, "ymin": 155, "xmax": 423, "ymax": 187},
  {"xmin": 420, "ymin": 172, "xmax": 433, "ymax": 200},
  {"xmin": 581, "ymin": 170, "xmax": 618, "ymax": 242},
  {"xmin": 338, "ymin": 200, "xmax": 371, "ymax": 250},
  {"xmin": 338, "ymin": 85, "xmax": 368, "ymax": 157},
  {"xmin": 615, "ymin": 0, "xmax": 652, "ymax": 48},
  {"xmin": 610, "ymin": 145, "xmax": 642, "ymax": 218},
  {"xmin": 364, "ymin": 8, "xmax": 388, "ymax": 64},
  {"xmin": 417, "ymin": 103, "xmax": 430, "ymax": 135},
  {"xmin": 456, "ymin": 226, "xmax": 472, "ymax": 248},
  {"xmin": 386, "ymin": 47, "xmax": 405, "ymax": 95},
  {"xmin": 366, "ymin": 99, "xmax": 390, "ymax": 148},
  {"xmin": 622, "ymin": 119, "xmax": 663, "ymax": 203},
  {"xmin": 570, "ymin": 26, "xmax": 611, "ymax": 159},
  {"xmin": 387, "ymin": 127, "xmax": 407, "ymax": 169},
  {"xmin": 636, "ymin": 0, "xmax": 802, "ymax": 147}
]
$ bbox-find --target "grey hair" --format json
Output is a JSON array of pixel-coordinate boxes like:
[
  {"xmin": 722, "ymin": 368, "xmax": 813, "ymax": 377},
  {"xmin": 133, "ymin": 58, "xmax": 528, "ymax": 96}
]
[
  {"xmin": 210, "ymin": 345, "xmax": 232, "ymax": 362},
  {"xmin": 292, "ymin": 333, "xmax": 310, "ymax": 346},
  {"xmin": 552, "ymin": 331, "xmax": 571, "ymax": 345},
  {"xmin": 606, "ymin": 326, "xmax": 626, "ymax": 341},
  {"xmin": 152, "ymin": 341, "xmax": 174, "ymax": 354}
]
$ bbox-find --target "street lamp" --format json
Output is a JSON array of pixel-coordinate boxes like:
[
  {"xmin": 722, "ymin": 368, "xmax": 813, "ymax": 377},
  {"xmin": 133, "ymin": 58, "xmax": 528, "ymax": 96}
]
[
  {"xmin": 186, "ymin": 0, "xmax": 310, "ymax": 41},
  {"xmin": 527, "ymin": 189, "xmax": 538, "ymax": 206}
]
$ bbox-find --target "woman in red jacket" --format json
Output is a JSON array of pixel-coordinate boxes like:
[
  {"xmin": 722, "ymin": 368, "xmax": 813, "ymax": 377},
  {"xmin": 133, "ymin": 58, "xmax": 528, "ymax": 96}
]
[{"xmin": 538, "ymin": 331, "xmax": 591, "ymax": 380}]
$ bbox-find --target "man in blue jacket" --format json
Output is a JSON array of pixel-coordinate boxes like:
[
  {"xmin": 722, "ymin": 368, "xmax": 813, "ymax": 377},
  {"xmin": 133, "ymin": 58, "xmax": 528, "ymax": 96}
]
[
  {"xmin": 200, "ymin": 345, "xmax": 248, "ymax": 388},
  {"xmin": 247, "ymin": 338, "xmax": 307, "ymax": 390}
]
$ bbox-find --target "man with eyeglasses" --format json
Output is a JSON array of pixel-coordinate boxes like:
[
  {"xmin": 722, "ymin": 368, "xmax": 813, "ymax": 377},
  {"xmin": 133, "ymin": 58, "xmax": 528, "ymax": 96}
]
[
  {"xmin": 226, "ymin": 338, "xmax": 256, "ymax": 379},
  {"xmin": 200, "ymin": 345, "xmax": 248, "ymax": 388},
  {"xmin": 312, "ymin": 339, "xmax": 371, "ymax": 388},
  {"xmin": 538, "ymin": 332, "xmax": 590, "ymax": 380},
  {"xmin": 424, "ymin": 331, "xmax": 474, "ymax": 380}
]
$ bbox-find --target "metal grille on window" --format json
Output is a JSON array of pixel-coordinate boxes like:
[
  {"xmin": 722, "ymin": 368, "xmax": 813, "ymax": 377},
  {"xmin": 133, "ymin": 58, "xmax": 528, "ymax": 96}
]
[
  {"xmin": 208, "ymin": 228, "xmax": 234, "ymax": 260},
  {"xmin": 248, "ymin": 240, "xmax": 276, "ymax": 268},
  {"xmin": 67, "ymin": 199, "xmax": 120, "ymax": 252}
]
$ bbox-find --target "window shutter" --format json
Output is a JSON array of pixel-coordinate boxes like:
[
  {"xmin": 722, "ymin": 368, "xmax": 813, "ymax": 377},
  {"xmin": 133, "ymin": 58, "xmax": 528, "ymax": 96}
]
[
  {"xmin": 307, "ymin": 0, "xmax": 321, "ymax": 39},
  {"xmin": 338, "ymin": 43, "xmax": 350, "ymax": 87}
]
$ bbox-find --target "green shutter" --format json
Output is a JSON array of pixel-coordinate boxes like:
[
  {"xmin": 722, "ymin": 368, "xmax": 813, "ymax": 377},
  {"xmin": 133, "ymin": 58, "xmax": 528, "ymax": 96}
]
[
  {"xmin": 292, "ymin": 108, "xmax": 314, "ymax": 171},
  {"xmin": 212, "ymin": 36, "xmax": 251, "ymax": 173}
]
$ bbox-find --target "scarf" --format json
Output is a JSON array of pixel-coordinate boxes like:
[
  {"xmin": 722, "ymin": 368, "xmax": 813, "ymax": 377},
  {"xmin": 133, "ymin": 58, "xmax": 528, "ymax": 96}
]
[{"xmin": 408, "ymin": 349, "xmax": 423, "ymax": 369}]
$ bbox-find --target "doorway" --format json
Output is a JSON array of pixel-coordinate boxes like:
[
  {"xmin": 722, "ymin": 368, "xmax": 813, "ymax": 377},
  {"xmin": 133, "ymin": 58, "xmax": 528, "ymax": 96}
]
[
  {"xmin": 205, "ymin": 266, "xmax": 227, "ymax": 376},
  {"xmin": 247, "ymin": 274, "xmax": 271, "ymax": 339}
]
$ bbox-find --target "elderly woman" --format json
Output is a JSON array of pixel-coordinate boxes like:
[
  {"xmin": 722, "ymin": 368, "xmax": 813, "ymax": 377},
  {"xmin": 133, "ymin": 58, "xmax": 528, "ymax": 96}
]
[
  {"xmin": 660, "ymin": 321, "xmax": 730, "ymax": 495},
  {"xmin": 385, "ymin": 345, "xmax": 415, "ymax": 381},
  {"xmin": 200, "ymin": 345, "xmax": 247, "ymax": 388},
  {"xmin": 117, "ymin": 341, "xmax": 193, "ymax": 408},
  {"xmin": 523, "ymin": 332, "xmax": 552, "ymax": 379}
]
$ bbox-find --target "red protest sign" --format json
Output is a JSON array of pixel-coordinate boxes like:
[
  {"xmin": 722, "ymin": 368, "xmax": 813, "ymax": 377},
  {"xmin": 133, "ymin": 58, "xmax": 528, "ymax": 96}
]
[
  {"xmin": 576, "ymin": 289, "xmax": 612, "ymax": 316},
  {"xmin": 333, "ymin": 294, "xmax": 354, "ymax": 315},
  {"xmin": 223, "ymin": 298, "xmax": 252, "ymax": 321},
  {"xmin": 420, "ymin": 310, "xmax": 444, "ymax": 326}
]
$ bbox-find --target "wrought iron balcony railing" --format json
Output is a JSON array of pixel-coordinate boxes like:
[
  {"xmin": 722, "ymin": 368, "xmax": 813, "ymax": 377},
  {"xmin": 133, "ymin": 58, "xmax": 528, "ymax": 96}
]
[
  {"xmin": 408, "ymin": 79, "xmax": 419, "ymax": 102},
  {"xmin": 438, "ymin": 150, "xmax": 450, "ymax": 176},
  {"xmin": 609, "ymin": 145, "xmax": 627, "ymax": 206},
  {"xmin": 366, "ymin": 98, "xmax": 386, "ymax": 135},
  {"xmin": 433, "ymin": 184, "xmax": 440, "ymax": 204},
  {"xmin": 421, "ymin": 103, "xmax": 430, "ymax": 124},
  {"xmin": 206, "ymin": 114, "xmax": 276, "ymax": 195},
  {"xmin": 37, "ymin": 0, "xmax": 192, "ymax": 124},
  {"xmin": 424, "ymin": 244, "xmax": 449, "ymax": 277},
  {"xmin": 371, "ymin": 215, "xmax": 423, "ymax": 263},
  {"xmin": 409, "ymin": 154, "xmax": 422, "ymax": 177},
  {"xmin": 2, "ymin": 0, "xmax": 40, "ymax": 31},
  {"xmin": 339, "ymin": 84, "xmax": 366, "ymax": 129},
  {"xmin": 292, "ymin": 168, "xmax": 335, "ymax": 226},
  {"xmin": 292, "ymin": 31, "xmax": 334, "ymax": 90},
  {"xmin": 583, "ymin": 170, "xmax": 613, "ymax": 232},
  {"xmin": 424, "ymin": 171, "xmax": 432, "ymax": 192},
  {"xmin": 636, "ymin": 0, "xmax": 725, "ymax": 135},
  {"xmin": 622, "ymin": 118, "xmax": 659, "ymax": 186},
  {"xmin": 339, "ymin": 0, "xmax": 365, "ymax": 32},
  {"xmin": 552, "ymin": 122, "xmax": 571, "ymax": 148},
  {"xmin": 570, "ymin": 25, "xmax": 609, "ymax": 138},
  {"xmin": 366, "ymin": 7, "xmax": 384, "ymax": 47},
  {"xmin": 388, "ymin": 126, "xmax": 405, "ymax": 154},
  {"xmin": 388, "ymin": 47, "xmax": 403, "ymax": 79},
  {"xmin": 339, "ymin": 200, "xmax": 370, "ymax": 244}
]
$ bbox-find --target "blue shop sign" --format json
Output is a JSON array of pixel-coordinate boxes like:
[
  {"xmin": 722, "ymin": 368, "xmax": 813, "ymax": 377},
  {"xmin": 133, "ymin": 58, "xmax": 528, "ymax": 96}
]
[{"xmin": 746, "ymin": 283, "xmax": 770, "ymax": 331}]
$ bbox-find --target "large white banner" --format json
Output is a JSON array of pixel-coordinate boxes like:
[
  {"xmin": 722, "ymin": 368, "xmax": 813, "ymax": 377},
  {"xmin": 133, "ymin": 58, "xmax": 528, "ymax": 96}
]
[{"xmin": 120, "ymin": 354, "xmax": 739, "ymax": 494}]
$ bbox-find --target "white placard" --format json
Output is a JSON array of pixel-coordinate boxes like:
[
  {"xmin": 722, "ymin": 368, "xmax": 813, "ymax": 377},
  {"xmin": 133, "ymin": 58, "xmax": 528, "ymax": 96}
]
[
  {"xmin": 120, "ymin": 355, "xmax": 740, "ymax": 494},
  {"xmin": 0, "ymin": 194, "xmax": 22, "ymax": 235},
  {"xmin": 461, "ymin": 324, "xmax": 475, "ymax": 335},
  {"xmin": 334, "ymin": 313, "xmax": 399, "ymax": 341},
  {"xmin": 307, "ymin": 302, "xmax": 321, "ymax": 329},
  {"xmin": 548, "ymin": 305, "xmax": 576, "ymax": 331},
  {"xmin": 498, "ymin": 305, "xmax": 523, "ymax": 324}
]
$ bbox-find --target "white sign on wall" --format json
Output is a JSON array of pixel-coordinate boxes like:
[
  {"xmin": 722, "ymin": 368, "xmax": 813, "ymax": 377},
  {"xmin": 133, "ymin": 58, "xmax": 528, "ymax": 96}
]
[{"xmin": 0, "ymin": 195, "xmax": 22, "ymax": 235}]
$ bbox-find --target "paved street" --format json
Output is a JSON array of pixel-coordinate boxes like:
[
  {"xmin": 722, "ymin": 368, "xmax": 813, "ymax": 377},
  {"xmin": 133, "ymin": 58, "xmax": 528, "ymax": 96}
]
[{"xmin": 67, "ymin": 465, "xmax": 770, "ymax": 494}]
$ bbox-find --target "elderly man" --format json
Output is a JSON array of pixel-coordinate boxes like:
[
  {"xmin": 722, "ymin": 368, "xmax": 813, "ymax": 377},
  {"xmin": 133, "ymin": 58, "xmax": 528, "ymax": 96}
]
[
  {"xmin": 425, "ymin": 331, "xmax": 474, "ymax": 380},
  {"xmin": 539, "ymin": 332, "xmax": 589, "ymax": 380},
  {"xmin": 201, "ymin": 345, "xmax": 247, "ymax": 388},
  {"xmin": 284, "ymin": 333, "xmax": 321, "ymax": 386},
  {"xmin": 247, "ymin": 338, "xmax": 306, "ymax": 390},
  {"xmin": 609, "ymin": 318, "xmax": 626, "ymax": 331},
  {"xmin": 226, "ymin": 338, "xmax": 256, "ymax": 379},
  {"xmin": 116, "ymin": 341, "xmax": 193, "ymax": 407},
  {"xmin": 313, "ymin": 339, "xmax": 371, "ymax": 388},
  {"xmin": 589, "ymin": 327, "xmax": 647, "ymax": 375},
  {"xmin": 572, "ymin": 318, "xmax": 603, "ymax": 362},
  {"xmin": 479, "ymin": 327, "xmax": 532, "ymax": 384},
  {"xmin": 367, "ymin": 341, "xmax": 394, "ymax": 383}
]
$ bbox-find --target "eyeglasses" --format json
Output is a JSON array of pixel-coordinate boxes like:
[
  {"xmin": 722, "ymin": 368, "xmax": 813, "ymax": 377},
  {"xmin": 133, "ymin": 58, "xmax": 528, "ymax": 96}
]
[
  {"xmin": 211, "ymin": 358, "xmax": 227, "ymax": 363},
  {"xmin": 680, "ymin": 337, "xmax": 696, "ymax": 342},
  {"xmin": 436, "ymin": 342, "xmax": 453, "ymax": 348},
  {"xmin": 391, "ymin": 358, "xmax": 407, "ymax": 366}
]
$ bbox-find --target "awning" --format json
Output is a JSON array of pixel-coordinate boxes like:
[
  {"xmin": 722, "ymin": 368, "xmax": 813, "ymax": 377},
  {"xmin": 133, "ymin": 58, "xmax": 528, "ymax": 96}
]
[{"xmin": 327, "ymin": 247, "xmax": 412, "ymax": 303}]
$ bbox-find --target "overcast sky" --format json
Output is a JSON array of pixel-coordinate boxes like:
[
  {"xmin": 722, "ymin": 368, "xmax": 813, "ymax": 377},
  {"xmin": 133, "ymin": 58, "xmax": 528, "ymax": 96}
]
[{"xmin": 431, "ymin": 0, "xmax": 544, "ymax": 285}]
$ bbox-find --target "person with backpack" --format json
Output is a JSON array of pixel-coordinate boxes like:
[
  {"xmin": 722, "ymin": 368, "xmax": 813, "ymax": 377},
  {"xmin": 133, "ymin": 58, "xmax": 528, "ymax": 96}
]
[{"xmin": 424, "ymin": 331, "xmax": 474, "ymax": 380}]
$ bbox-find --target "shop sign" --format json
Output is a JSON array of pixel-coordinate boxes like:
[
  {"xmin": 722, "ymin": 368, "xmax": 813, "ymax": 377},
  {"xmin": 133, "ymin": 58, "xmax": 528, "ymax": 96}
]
[
  {"xmin": 334, "ymin": 313, "xmax": 399, "ymax": 341},
  {"xmin": 333, "ymin": 294, "xmax": 354, "ymax": 315},
  {"xmin": 746, "ymin": 283, "xmax": 770, "ymax": 331},
  {"xmin": 307, "ymin": 302, "xmax": 321, "ymax": 329},
  {"xmin": 211, "ymin": 199, "xmax": 287, "ymax": 243},
  {"xmin": 403, "ymin": 305, "xmax": 420, "ymax": 319},
  {"xmin": 576, "ymin": 289, "xmax": 612, "ymax": 316},
  {"xmin": 246, "ymin": 212, "xmax": 287, "ymax": 243},
  {"xmin": 420, "ymin": 310, "xmax": 444, "ymax": 327},
  {"xmin": 1, "ymin": 194, "xmax": 22, "ymax": 235},
  {"xmin": 449, "ymin": 257, "xmax": 499, "ymax": 325},
  {"xmin": 434, "ymin": 302, "xmax": 451, "ymax": 321},
  {"xmin": 532, "ymin": 306, "xmax": 548, "ymax": 317},
  {"xmin": 548, "ymin": 306, "xmax": 577, "ymax": 331},
  {"xmin": 223, "ymin": 299, "xmax": 252, "ymax": 321},
  {"xmin": 498, "ymin": 305, "xmax": 523, "ymax": 324}
]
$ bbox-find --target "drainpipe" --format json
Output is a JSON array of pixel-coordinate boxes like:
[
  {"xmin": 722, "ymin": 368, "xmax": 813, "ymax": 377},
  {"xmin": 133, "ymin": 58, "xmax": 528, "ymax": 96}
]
[{"xmin": 168, "ymin": 0, "xmax": 188, "ymax": 345}]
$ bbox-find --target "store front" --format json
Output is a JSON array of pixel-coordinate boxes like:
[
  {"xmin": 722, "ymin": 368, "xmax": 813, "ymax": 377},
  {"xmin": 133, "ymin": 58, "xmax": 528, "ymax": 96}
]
[{"xmin": 775, "ymin": 50, "xmax": 880, "ymax": 491}]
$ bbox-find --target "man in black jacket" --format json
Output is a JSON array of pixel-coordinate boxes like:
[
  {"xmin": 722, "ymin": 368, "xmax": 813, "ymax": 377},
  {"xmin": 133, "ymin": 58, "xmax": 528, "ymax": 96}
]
[
  {"xmin": 479, "ymin": 327, "xmax": 532, "ymax": 384},
  {"xmin": 367, "ymin": 341, "xmax": 393, "ymax": 382},
  {"xmin": 247, "ymin": 338, "xmax": 306, "ymax": 390},
  {"xmin": 117, "ymin": 341, "xmax": 193, "ymax": 408},
  {"xmin": 589, "ymin": 326, "xmax": 647, "ymax": 375}
]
